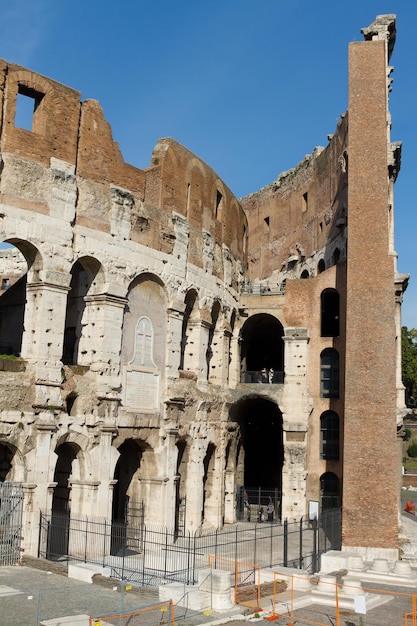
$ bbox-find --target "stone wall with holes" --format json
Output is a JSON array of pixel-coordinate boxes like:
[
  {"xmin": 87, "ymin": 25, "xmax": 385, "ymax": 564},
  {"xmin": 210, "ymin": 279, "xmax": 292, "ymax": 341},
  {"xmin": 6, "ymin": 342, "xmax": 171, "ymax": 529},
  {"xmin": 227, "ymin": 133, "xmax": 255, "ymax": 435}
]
[
  {"xmin": 0, "ymin": 16, "xmax": 406, "ymax": 562},
  {"xmin": 240, "ymin": 117, "xmax": 349, "ymax": 287}
]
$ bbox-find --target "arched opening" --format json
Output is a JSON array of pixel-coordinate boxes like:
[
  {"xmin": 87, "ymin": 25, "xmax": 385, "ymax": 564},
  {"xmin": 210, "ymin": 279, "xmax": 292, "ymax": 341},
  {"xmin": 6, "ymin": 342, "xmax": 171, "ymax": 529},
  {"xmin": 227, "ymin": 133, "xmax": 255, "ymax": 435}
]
[
  {"xmin": 0, "ymin": 443, "xmax": 15, "ymax": 482},
  {"xmin": 229, "ymin": 396, "xmax": 284, "ymax": 518},
  {"xmin": 317, "ymin": 259, "xmax": 326, "ymax": 274},
  {"xmin": 112, "ymin": 439, "xmax": 143, "ymax": 525},
  {"xmin": 240, "ymin": 313, "xmax": 284, "ymax": 384},
  {"xmin": 174, "ymin": 440, "xmax": 188, "ymax": 537},
  {"xmin": 320, "ymin": 348, "xmax": 340, "ymax": 399},
  {"xmin": 300, "ymin": 269, "xmax": 310, "ymax": 279},
  {"xmin": 202, "ymin": 443, "xmax": 216, "ymax": 525},
  {"xmin": 49, "ymin": 442, "xmax": 79, "ymax": 559},
  {"xmin": 320, "ymin": 411, "xmax": 340, "ymax": 460},
  {"xmin": 320, "ymin": 472, "xmax": 340, "ymax": 510},
  {"xmin": 179, "ymin": 290, "xmax": 199, "ymax": 373},
  {"xmin": 111, "ymin": 438, "xmax": 154, "ymax": 554},
  {"xmin": 207, "ymin": 300, "xmax": 221, "ymax": 382},
  {"xmin": 62, "ymin": 257, "xmax": 102, "ymax": 365},
  {"xmin": 321, "ymin": 289, "xmax": 340, "ymax": 337},
  {"xmin": 52, "ymin": 443, "xmax": 78, "ymax": 515},
  {"xmin": 0, "ymin": 241, "xmax": 34, "ymax": 357}
]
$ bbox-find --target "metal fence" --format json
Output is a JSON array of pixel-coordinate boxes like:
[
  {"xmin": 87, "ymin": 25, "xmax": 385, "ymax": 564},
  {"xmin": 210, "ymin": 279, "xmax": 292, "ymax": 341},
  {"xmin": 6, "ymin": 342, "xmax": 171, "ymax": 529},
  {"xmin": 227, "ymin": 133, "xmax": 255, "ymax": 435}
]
[
  {"xmin": 38, "ymin": 508, "xmax": 341, "ymax": 586},
  {"xmin": 0, "ymin": 481, "xmax": 24, "ymax": 565}
]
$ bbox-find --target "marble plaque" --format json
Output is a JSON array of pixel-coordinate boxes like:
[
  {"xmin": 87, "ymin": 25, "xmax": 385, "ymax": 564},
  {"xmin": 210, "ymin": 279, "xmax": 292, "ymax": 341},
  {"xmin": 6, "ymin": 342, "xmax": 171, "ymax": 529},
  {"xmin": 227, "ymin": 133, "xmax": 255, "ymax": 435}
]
[{"xmin": 124, "ymin": 369, "xmax": 159, "ymax": 411}]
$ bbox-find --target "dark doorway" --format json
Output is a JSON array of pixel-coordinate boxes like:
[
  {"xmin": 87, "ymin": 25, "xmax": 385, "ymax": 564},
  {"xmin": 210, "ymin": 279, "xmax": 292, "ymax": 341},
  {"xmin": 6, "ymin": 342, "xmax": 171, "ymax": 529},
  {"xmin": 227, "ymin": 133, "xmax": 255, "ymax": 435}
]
[
  {"xmin": 111, "ymin": 439, "xmax": 143, "ymax": 555},
  {"xmin": 0, "ymin": 444, "xmax": 15, "ymax": 482},
  {"xmin": 240, "ymin": 314, "xmax": 284, "ymax": 383},
  {"xmin": 49, "ymin": 443, "xmax": 78, "ymax": 559},
  {"xmin": 230, "ymin": 396, "xmax": 284, "ymax": 493}
]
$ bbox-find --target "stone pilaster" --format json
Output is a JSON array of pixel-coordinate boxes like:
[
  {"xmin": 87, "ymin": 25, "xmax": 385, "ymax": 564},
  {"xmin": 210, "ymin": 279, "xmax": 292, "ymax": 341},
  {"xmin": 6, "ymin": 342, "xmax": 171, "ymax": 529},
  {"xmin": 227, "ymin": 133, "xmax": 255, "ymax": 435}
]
[{"xmin": 281, "ymin": 328, "xmax": 310, "ymax": 520}]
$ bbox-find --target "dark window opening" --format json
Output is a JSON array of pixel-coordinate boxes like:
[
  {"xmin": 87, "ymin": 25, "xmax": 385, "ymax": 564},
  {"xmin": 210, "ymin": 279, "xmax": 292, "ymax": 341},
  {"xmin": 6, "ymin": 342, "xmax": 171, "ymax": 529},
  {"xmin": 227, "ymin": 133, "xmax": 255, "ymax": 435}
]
[
  {"xmin": 321, "ymin": 289, "xmax": 340, "ymax": 337},
  {"xmin": 1, "ymin": 278, "xmax": 10, "ymax": 291},
  {"xmin": 15, "ymin": 85, "xmax": 45, "ymax": 132},
  {"xmin": 320, "ymin": 411, "xmax": 340, "ymax": 460},
  {"xmin": 239, "ymin": 313, "xmax": 284, "ymax": 383},
  {"xmin": 320, "ymin": 348, "xmax": 339, "ymax": 399},
  {"xmin": 264, "ymin": 216, "xmax": 270, "ymax": 242},
  {"xmin": 300, "ymin": 269, "xmax": 309, "ymax": 279},
  {"xmin": 215, "ymin": 191, "xmax": 224, "ymax": 221},
  {"xmin": 302, "ymin": 192, "xmax": 308, "ymax": 212},
  {"xmin": 317, "ymin": 259, "xmax": 326, "ymax": 274},
  {"xmin": 320, "ymin": 472, "xmax": 340, "ymax": 510}
]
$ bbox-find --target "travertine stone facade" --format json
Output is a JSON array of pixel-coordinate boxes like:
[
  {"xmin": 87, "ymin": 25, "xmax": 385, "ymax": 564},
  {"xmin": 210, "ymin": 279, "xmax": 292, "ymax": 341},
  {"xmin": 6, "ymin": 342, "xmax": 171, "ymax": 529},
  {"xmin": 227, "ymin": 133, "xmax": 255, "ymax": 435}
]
[{"xmin": 0, "ymin": 15, "xmax": 407, "ymax": 560}]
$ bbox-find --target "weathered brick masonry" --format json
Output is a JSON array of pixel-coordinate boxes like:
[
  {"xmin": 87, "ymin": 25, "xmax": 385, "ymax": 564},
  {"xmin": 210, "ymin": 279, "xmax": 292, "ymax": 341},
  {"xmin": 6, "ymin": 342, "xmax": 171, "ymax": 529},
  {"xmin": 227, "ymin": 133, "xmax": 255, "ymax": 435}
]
[{"xmin": 0, "ymin": 15, "xmax": 407, "ymax": 562}]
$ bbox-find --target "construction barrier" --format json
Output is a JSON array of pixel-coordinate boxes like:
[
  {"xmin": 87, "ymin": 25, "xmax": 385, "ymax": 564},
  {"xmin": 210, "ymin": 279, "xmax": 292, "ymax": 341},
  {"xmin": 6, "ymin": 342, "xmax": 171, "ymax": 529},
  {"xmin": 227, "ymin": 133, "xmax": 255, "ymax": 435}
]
[
  {"xmin": 208, "ymin": 555, "xmax": 417, "ymax": 626},
  {"xmin": 89, "ymin": 599, "xmax": 175, "ymax": 626}
]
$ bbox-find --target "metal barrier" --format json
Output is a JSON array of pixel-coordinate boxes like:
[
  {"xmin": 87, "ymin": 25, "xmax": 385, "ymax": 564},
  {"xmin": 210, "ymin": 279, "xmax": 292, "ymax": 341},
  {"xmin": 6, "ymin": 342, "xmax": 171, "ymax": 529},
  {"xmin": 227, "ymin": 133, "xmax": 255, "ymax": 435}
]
[
  {"xmin": 38, "ymin": 509, "xmax": 341, "ymax": 586},
  {"xmin": 0, "ymin": 481, "xmax": 24, "ymax": 565}
]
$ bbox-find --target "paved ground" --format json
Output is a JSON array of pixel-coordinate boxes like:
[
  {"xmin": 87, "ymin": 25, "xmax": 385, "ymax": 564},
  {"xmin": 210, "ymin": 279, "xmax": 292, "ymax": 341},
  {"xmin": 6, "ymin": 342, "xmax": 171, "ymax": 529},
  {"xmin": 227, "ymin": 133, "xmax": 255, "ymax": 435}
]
[
  {"xmin": 1, "ymin": 561, "xmax": 417, "ymax": 626},
  {"xmin": 2, "ymin": 509, "xmax": 417, "ymax": 625}
]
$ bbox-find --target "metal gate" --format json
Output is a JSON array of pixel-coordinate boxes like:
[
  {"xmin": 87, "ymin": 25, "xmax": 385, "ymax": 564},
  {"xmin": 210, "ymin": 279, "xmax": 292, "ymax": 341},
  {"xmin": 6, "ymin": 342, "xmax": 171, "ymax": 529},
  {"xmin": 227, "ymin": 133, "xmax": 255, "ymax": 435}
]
[{"xmin": 0, "ymin": 482, "xmax": 24, "ymax": 565}]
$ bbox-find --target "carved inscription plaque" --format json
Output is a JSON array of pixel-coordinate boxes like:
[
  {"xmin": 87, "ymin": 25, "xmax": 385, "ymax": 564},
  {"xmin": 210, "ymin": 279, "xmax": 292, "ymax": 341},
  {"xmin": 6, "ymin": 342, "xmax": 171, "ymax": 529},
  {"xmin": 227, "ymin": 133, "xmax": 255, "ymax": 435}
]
[{"xmin": 124, "ymin": 369, "xmax": 159, "ymax": 411}]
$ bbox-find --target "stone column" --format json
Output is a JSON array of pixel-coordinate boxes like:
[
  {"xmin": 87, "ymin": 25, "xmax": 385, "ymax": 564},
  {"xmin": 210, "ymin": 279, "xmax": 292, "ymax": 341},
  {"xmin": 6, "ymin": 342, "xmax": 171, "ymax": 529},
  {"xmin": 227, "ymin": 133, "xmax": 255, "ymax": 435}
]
[
  {"xmin": 184, "ymin": 319, "xmax": 211, "ymax": 386},
  {"xmin": 89, "ymin": 424, "xmax": 118, "ymax": 520},
  {"xmin": 79, "ymin": 293, "xmax": 127, "ymax": 380},
  {"xmin": 22, "ymin": 274, "xmax": 70, "ymax": 408},
  {"xmin": 228, "ymin": 332, "xmax": 241, "ymax": 388},
  {"xmin": 165, "ymin": 303, "xmax": 185, "ymax": 385},
  {"xmin": 184, "ymin": 439, "xmax": 206, "ymax": 531},
  {"xmin": 23, "ymin": 418, "xmax": 57, "ymax": 556},
  {"xmin": 281, "ymin": 328, "xmax": 310, "ymax": 521}
]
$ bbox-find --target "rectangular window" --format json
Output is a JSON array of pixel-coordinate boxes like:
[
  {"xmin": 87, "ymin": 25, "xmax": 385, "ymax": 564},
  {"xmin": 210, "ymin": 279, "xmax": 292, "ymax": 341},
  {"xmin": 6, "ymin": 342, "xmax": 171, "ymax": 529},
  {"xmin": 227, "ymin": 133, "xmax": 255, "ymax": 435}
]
[
  {"xmin": 264, "ymin": 216, "xmax": 270, "ymax": 242},
  {"xmin": 302, "ymin": 192, "xmax": 308, "ymax": 212},
  {"xmin": 15, "ymin": 85, "xmax": 45, "ymax": 133},
  {"xmin": 215, "ymin": 191, "xmax": 224, "ymax": 222}
]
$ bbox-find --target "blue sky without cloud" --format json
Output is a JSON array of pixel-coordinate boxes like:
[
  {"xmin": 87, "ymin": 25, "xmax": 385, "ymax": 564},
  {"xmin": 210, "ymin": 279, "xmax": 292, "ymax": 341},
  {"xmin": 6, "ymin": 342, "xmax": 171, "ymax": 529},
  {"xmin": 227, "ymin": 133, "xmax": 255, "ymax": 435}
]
[{"xmin": 1, "ymin": 1, "xmax": 416, "ymax": 326}]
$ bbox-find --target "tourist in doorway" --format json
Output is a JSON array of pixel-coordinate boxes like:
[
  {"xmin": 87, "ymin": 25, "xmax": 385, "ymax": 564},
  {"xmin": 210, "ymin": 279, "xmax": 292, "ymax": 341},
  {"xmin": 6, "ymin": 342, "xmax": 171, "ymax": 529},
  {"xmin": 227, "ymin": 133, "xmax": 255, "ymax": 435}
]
[
  {"xmin": 261, "ymin": 368, "xmax": 268, "ymax": 383},
  {"xmin": 267, "ymin": 498, "xmax": 274, "ymax": 522},
  {"xmin": 258, "ymin": 506, "xmax": 265, "ymax": 522},
  {"xmin": 268, "ymin": 368, "xmax": 274, "ymax": 384}
]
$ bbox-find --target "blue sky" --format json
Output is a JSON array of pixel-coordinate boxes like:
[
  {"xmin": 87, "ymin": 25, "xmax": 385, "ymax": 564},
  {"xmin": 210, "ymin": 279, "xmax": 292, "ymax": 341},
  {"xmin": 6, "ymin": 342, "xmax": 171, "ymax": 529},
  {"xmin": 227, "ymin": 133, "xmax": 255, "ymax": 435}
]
[{"xmin": 1, "ymin": 1, "xmax": 416, "ymax": 326}]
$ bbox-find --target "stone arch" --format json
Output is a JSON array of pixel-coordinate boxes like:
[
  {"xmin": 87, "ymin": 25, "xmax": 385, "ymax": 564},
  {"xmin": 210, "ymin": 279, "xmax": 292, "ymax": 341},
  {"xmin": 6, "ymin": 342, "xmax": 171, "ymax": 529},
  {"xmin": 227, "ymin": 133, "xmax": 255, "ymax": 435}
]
[
  {"xmin": 240, "ymin": 313, "xmax": 284, "ymax": 383},
  {"xmin": 54, "ymin": 431, "xmax": 90, "ymax": 482},
  {"xmin": 51, "ymin": 441, "xmax": 81, "ymax": 515},
  {"xmin": 112, "ymin": 438, "xmax": 156, "ymax": 524},
  {"xmin": 0, "ymin": 239, "xmax": 41, "ymax": 356},
  {"xmin": 0, "ymin": 440, "xmax": 26, "ymax": 482},
  {"xmin": 6, "ymin": 70, "xmax": 58, "ymax": 135},
  {"xmin": 62, "ymin": 256, "xmax": 105, "ymax": 365},
  {"xmin": 317, "ymin": 258, "xmax": 326, "ymax": 274}
]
